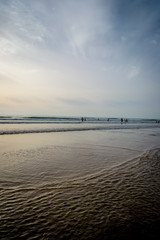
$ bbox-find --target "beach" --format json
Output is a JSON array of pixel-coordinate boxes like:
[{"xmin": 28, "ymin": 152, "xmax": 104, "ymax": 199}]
[
  {"xmin": 1, "ymin": 0, "xmax": 160, "ymax": 238},
  {"xmin": 0, "ymin": 121, "xmax": 160, "ymax": 239}
]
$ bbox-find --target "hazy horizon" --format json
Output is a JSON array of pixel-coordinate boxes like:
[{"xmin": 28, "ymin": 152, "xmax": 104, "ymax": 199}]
[
  {"xmin": 0, "ymin": 113, "xmax": 159, "ymax": 121},
  {"xmin": 0, "ymin": 0, "xmax": 160, "ymax": 118}
]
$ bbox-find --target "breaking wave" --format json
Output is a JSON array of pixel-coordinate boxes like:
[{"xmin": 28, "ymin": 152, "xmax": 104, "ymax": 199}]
[{"xmin": 0, "ymin": 123, "xmax": 160, "ymax": 135}]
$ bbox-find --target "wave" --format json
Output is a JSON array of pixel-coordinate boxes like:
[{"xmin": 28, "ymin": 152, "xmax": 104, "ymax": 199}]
[
  {"xmin": 0, "ymin": 115, "xmax": 159, "ymax": 123},
  {"xmin": 0, "ymin": 121, "xmax": 81, "ymax": 124},
  {"xmin": 0, "ymin": 123, "xmax": 160, "ymax": 135}
]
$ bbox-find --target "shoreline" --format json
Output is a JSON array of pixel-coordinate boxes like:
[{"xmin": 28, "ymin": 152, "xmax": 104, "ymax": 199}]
[
  {"xmin": 0, "ymin": 122, "xmax": 160, "ymax": 135},
  {"xmin": 0, "ymin": 128, "xmax": 160, "ymax": 239}
]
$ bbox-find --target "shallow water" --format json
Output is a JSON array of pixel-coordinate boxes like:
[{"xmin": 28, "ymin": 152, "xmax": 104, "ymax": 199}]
[
  {"xmin": 0, "ymin": 115, "xmax": 159, "ymax": 135},
  {"xmin": 0, "ymin": 128, "xmax": 160, "ymax": 239}
]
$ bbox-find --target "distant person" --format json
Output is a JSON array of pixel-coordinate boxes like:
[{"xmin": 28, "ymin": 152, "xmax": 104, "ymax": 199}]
[
  {"xmin": 121, "ymin": 118, "xmax": 123, "ymax": 123},
  {"xmin": 125, "ymin": 119, "xmax": 128, "ymax": 123},
  {"xmin": 81, "ymin": 117, "xmax": 84, "ymax": 122}
]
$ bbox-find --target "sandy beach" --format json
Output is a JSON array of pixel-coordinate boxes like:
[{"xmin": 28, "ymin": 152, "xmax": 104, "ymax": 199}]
[
  {"xmin": 0, "ymin": 126, "xmax": 160, "ymax": 239},
  {"xmin": 1, "ymin": 0, "xmax": 160, "ymax": 238}
]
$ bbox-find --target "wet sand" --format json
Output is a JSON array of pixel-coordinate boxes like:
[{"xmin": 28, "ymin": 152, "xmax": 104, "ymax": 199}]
[{"xmin": 0, "ymin": 128, "xmax": 160, "ymax": 239}]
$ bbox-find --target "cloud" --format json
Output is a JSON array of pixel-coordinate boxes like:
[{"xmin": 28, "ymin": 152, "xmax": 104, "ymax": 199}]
[
  {"xmin": 0, "ymin": 73, "xmax": 15, "ymax": 84},
  {"xmin": 0, "ymin": 37, "xmax": 17, "ymax": 55},
  {"xmin": 0, "ymin": 0, "xmax": 160, "ymax": 118},
  {"xmin": 1, "ymin": 0, "xmax": 47, "ymax": 42},
  {"xmin": 59, "ymin": 97, "xmax": 94, "ymax": 106}
]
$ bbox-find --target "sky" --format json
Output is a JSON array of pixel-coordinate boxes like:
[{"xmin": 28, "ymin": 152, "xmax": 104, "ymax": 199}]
[{"xmin": 0, "ymin": 0, "xmax": 160, "ymax": 118}]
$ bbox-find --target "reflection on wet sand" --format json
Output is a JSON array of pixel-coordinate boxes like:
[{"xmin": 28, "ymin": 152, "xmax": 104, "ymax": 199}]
[{"xmin": 0, "ymin": 129, "xmax": 160, "ymax": 239}]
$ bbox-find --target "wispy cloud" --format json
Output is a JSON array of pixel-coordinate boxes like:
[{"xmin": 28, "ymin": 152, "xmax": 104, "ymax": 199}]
[
  {"xmin": 0, "ymin": 73, "xmax": 15, "ymax": 84},
  {"xmin": 59, "ymin": 97, "xmax": 94, "ymax": 106},
  {"xmin": 0, "ymin": 0, "xmax": 160, "ymax": 117}
]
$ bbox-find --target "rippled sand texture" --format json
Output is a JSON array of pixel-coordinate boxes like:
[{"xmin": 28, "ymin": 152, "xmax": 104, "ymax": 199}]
[{"xmin": 1, "ymin": 148, "xmax": 160, "ymax": 240}]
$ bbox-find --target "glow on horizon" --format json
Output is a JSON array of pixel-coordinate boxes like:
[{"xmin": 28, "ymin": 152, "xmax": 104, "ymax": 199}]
[{"xmin": 0, "ymin": 0, "xmax": 160, "ymax": 118}]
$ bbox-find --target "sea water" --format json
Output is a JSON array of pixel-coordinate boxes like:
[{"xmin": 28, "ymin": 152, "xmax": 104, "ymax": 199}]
[
  {"xmin": 0, "ymin": 115, "xmax": 159, "ymax": 135},
  {"xmin": 0, "ymin": 116, "xmax": 160, "ymax": 239}
]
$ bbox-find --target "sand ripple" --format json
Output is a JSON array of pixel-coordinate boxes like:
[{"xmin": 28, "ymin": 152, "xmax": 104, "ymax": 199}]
[{"xmin": 0, "ymin": 148, "xmax": 160, "ymax": 239}]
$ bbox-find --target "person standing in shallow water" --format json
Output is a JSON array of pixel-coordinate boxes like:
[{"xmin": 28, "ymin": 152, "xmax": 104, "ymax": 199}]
[
  {"xmin": 121, "ymin": 118, "xmax": 123, "ymax": 124},
  {"xmin": 81, "ymin": 117, "xmax": 84, "ymax": 122}
]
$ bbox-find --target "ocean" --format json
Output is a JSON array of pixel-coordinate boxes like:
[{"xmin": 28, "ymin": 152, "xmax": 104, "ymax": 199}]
[
  {"xmin": 0, "ymin": 115, "xmax": 160, "ymax": 239},
  {"xmin": 0, "ymin": 115, "xmax": 159, "ymax": 135}
]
